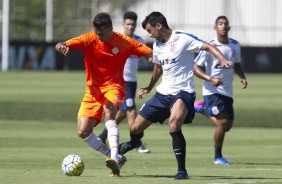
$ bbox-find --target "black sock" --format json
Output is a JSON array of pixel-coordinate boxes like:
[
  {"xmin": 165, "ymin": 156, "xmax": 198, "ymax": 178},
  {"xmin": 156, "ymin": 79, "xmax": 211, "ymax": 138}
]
[
  {"xmin": 170, "ymin": 130, "xmax": 186, "ymax": 171},
  {"xmin": 98, "ymin": 128, "xmax": 108, "ymax": 144},
  {"xmin": 130, "ymin": 131, "xmax": 144, "ymax": 147},
  {"xmin": 215, "ymin": 146, "xmax": 222, "ymax": 159}
]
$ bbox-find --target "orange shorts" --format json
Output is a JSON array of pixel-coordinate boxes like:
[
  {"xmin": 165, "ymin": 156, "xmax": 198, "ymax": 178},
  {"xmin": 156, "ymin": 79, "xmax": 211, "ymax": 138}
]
[{"xmin": 77, "ymin": 88, "xmax": 125, "ymax": 125}]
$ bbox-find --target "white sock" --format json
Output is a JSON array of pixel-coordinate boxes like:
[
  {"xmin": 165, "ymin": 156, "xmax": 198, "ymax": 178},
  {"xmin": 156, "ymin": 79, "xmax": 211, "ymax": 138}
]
[
  {"xmin": 105, "ymin": 120, "xmax": 119, "ymax": 163},
  {"xmin": 83, "ymin": 133, "xmax": 111, "ymax": 157}
]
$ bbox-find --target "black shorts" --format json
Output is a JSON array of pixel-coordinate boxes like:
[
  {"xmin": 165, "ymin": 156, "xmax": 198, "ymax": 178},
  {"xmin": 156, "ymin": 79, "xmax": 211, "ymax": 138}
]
[
  {"xmin": 204, "ymin": 93, "xmax": 234, "ymax": 120},
  {"xmin": 139, "ymin": 91, "xmax": 196, "ymax": 124}
]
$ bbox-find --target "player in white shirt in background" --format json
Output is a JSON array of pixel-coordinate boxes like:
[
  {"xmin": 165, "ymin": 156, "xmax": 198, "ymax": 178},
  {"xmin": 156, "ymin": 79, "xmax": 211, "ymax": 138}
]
[
  {"xmin": 118, "ymin": 12, "xmax": 232, "ymax": 180},
  {"xmin": 194, "ymin": 16, "xmax": 247, "ymax": 165},
  {"xmin": 99, "ymin": 11, "xmax": 150, "ymax": 153}
]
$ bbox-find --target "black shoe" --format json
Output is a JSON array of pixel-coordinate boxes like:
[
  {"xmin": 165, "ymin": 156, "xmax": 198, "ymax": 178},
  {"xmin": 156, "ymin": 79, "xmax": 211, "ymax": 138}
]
[
  {"xmin": 174, "ymin": 170, "xmax": 189, "ymax": 180},
  {"xmin": 119, "ymin": 140, "xmax": 142, "ymax": 155}
]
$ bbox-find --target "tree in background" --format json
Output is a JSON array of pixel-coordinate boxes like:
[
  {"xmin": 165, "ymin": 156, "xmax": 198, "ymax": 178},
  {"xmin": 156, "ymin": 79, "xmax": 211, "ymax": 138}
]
[{"xmin": 6, "ymin": 0, "xmax": 139, "ymax": 41}]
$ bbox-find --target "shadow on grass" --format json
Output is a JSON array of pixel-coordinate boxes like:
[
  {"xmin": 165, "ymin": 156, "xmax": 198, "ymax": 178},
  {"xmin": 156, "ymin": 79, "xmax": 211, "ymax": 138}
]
[
  {"xmin": 121, "ymin": 174, "xmax": 282, "ymax": 181},
  {"xmin": 122, "ymin": 174, "xmax": 175, "ymax": 179},
  {"xmin": 236, "ymin": 162, "xmax": 282, "ymax": 166},
  {"xmin": 193, "ymin": 175, "xmax": 282, "ymax": 180}
]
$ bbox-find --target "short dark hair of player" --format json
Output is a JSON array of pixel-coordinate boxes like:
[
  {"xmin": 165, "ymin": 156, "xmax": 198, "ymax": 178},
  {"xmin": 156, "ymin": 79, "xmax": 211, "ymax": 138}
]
[
  {"xmin": 93, "ymin": 12, "xmax": 113, "ymax": 29},
  {"xmin": 123, "ymin": 11, "xmax": 137, "ymax": 21},
  {"xmin": 215, "ymin": 15, "xmax": 229, "ymax": 25},
  {"xmin": 142, "ymin": 11, "xmax": 170, "ymax": 29}
]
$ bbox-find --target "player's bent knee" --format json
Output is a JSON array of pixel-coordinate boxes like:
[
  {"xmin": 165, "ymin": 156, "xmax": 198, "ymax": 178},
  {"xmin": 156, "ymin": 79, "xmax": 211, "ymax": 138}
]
[
  {"xmin": 168, "ymin": 121, "xmax": 182, "ymax": 133},
  {"xmin": 77, "ymin": 130, "xmax": 90, "ymax": 139},
  {"xmin": 225, "ymin": 123, "xmax": 233, "ymax": 132},
  {"xmin": 130, "ymin": 126, "xmax": 141, "ymax": 134},
  {"xmin": 222, "ymin": 120, "xmax": 233, "ymax": 132}
]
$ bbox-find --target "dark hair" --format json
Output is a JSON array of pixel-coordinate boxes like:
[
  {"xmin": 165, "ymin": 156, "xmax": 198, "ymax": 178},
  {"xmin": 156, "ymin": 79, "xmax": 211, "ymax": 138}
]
[
  {"xmin": 93, "ymin": 12, "xmax": 112, "ymax": 29},
  {"xmin": 215, "ymin": 15, "xmax": 229, "ymax": 25},
  {"xmin": 142, "ymin": 11, "xmax": 170, "ymax": 29},
  {"xmin": 123, "ymin": 11, "xmax": 137, "ymax": 21}
]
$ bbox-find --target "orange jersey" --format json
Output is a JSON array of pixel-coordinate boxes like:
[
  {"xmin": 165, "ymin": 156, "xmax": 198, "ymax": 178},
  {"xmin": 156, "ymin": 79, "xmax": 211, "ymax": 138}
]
[{"xmin": 65, "ymin": 32, "xmax": 152, "ymax": 95}]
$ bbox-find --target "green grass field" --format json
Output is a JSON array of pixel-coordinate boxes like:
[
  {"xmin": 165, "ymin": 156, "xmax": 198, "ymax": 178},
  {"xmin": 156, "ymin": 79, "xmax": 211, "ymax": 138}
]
[{"xmin": 1, "ymin": 71, "xmax": 282, "ymax": 184}]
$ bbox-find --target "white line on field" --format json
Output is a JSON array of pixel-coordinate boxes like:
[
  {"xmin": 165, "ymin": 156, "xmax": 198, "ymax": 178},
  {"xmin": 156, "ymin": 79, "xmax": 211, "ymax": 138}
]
[{"xmin": 208, "ymin": 179, "xmax": 282, "ymax": 184}]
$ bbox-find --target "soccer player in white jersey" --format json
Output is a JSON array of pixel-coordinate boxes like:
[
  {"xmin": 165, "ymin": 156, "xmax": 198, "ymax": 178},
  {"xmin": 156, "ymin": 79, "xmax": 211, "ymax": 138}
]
[
  {"xmin": 99, "ymin": 11, "xmax": 150, "ymax": 153},
  {"xmin": 118, "ymin": 12, "xmax": 232, "ymax": 180},
  {"xmin": 194, "ymin": 16, "xmax": 247, "ymax": 165}
]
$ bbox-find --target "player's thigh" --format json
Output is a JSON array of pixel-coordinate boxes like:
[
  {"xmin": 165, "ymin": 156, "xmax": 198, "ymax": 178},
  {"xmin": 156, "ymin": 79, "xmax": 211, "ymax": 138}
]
[
  {"xmin": 168, "ymin": 99, "xmax": 188, "ymax": 132},
  {"xmin": 78, "ymin": 93, "xmax": 103, "ymax": 123},
  {"xmin": 104, "ymin": 88, "xmax": 125, "ymax": 108},
  {"xmin": 170, "ymin": 99, "xmax": 188, "ymax": 123},
  {"xmin": 103, "ymin": 89, "xmax": 125, "ymax": 120}
]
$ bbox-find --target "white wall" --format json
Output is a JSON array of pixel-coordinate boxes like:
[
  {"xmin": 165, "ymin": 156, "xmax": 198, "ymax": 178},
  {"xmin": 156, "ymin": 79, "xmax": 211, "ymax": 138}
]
[{"xmin": 112, "ymin": 0, "xmax": 282, "ymax": 46}]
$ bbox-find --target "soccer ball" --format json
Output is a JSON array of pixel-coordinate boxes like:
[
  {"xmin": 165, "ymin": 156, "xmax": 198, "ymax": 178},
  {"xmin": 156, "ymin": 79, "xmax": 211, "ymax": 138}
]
[{"xmin": 61, "ymin": 154, "xmax": 84, "ymax": 176}]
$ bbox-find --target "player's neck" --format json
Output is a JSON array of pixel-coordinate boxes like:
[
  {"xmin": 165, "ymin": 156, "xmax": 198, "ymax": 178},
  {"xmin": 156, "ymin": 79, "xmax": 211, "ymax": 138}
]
[
  {"xmin": 217, "ymin": 35, "xmax": 229, "ymax": 44},
  {"xmin": 161, "ymin": 29, "xmax": 173, "ymax": 43},
  {"xmin": 103, "ymin": 32, "xmax": 114, "ymax": 42}
]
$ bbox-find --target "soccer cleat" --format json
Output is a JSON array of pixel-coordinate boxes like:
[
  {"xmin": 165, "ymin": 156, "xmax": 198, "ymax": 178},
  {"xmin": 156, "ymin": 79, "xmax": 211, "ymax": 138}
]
[
  {"xmin": 214, "ymin": 157, "xmax": 231, "ymax": 165},
  {"xmin": 194, "ymin": 99, "xmax": 205, "ymax": 113},
  {"xmin": 136, "ymin": 145, "xmax": 150, "ymax": 153},
  {"xmin": 105, "ymin": 158, "xmax": 120, "ymax": 176},
  {"xmin": 110, "ymin": 173, "xmax": 119, "ymax": 177},
  {"xmin": 118, "ymin": 154, "xmax": 127, "ymax": 168},
  {"xmin": 119, "ymin": 140, "xmax": 142, "ymax": 155},
  {"xmin": 174, "ymin": 170, "xmax": 189, "ymax": 180}
]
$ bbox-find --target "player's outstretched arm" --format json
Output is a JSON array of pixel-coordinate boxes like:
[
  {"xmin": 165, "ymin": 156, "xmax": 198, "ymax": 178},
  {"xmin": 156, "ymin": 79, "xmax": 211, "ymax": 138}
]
[
  {"xmin": 137, "ymin": 64, "xmax": 162, "ymax": 100},
  {"xmin": 200, "ymin": 43, "xmax": 232, "ymax": 68},
  {"xmin": 55, "ymin": 42, "xmax": 70, "ymax": 56},
  {"xmin": 193, "ymin": 63, "xmax": 223, "ymax": 87},
  {"xmin": 234, "ymin": 63, "xmax": 248, "ymax": 89}
]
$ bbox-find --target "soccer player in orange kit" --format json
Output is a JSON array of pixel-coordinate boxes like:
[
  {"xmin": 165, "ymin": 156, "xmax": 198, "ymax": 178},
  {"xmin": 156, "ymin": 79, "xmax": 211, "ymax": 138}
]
[{"xmin": 55, "ymin": 12, "xmax": 152, "ymax": 177}]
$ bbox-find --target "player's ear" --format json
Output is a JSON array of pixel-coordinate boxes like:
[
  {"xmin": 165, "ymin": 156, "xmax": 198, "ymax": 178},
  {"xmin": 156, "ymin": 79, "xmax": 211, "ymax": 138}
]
[
  {"xmin": 156, "ymin": 23, "xmax": 162, "ymax": 29},
  {"xmin": 227, "ymin": 26, "xmax": 231, "ymax": 31}
]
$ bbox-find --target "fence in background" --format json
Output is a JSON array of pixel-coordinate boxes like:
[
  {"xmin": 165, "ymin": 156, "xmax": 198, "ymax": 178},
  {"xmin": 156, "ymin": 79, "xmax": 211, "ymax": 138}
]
[
  {"xmin": 1, "ymin": 42, "xmax": 281, "ymax": 73},
  {"xmin": 1, "ymin": 0, "xmax": 282, "ymax": 47}
]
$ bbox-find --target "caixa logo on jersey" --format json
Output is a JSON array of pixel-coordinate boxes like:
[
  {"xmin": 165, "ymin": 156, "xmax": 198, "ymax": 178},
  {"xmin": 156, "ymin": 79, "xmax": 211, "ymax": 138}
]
[{"xmin": 159, "ymin": 57, "xmax": 176, "ymax": 65}]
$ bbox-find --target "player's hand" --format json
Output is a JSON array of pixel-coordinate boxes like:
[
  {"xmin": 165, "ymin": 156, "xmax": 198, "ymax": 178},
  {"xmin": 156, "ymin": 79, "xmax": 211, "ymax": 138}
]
[
  {"xmin": 209, "ymin": 76, "xmax": 223, "ymax": 87},
  {"xmin": 219, "ymin": 60, "xmax": 232, "ymax": 69},
  {"xmin": 55, "ymin": 43, "xmax": 69, "ymax": 56},
  {"xmin": 137, "ymin": 87, "xmax": 150, "ymax": 100},
  {"xmin": 241, "ymin": 78, "xmax": 248, "ymax": 89}
]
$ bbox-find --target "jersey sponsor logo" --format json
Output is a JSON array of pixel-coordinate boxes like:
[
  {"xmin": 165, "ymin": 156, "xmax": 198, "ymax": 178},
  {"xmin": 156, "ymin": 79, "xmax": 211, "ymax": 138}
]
[
  {"xmin": 170, "ymin": 43, "xmax": 177, "ymax": 52},
  {"xmin": 112, "ymin": 47, "xmax": 119, "ymax": 55},
  {"xmin": 159, "ymin": 57, "xmax": 176, "ymax": 65}
]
